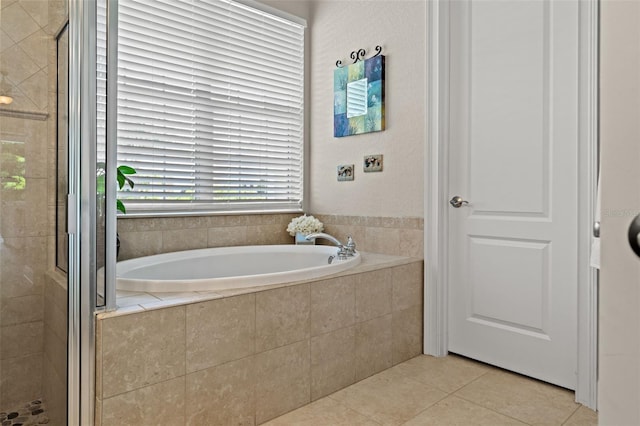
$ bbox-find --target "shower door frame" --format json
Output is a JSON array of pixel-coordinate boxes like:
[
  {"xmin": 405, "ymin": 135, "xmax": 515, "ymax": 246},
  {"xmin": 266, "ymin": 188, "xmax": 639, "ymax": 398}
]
[
  {"xmin": 68, "ymin": 0, "xmax": 118, "ymax": 423},
  {"xmin": 424, "ymin": 0, "xmax": 599, "ymax": 409},
  {"xmin": 68, "ymin": 0, "xmax": 97, "ymax": 422}
]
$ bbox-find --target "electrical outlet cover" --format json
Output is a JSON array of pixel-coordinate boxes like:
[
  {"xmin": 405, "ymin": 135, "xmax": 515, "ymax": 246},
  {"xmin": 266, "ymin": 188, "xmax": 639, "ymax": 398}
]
[
  {"xmin": 363, "ymin": 154, "xmax": 383, "ymax": 172},
  {"xmin": 337, "ymin": 164, "xmax": 355, "ymax": 181}
]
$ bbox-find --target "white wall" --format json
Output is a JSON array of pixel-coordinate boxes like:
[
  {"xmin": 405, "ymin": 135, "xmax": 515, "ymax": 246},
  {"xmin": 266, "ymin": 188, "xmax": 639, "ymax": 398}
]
[
  {"xmin": 264, "ymin": 0, "xmax": 427, "ymax": 218},
  {"xmin": 599, "ymin": 1, "xmax": 640, "ymax": 424}
]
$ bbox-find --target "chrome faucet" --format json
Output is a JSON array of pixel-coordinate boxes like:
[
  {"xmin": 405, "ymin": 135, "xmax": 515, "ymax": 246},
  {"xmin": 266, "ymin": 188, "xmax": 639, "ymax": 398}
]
[{"xmin": 305, "ymin": 232, "xmax": 356, "ymax": 260}]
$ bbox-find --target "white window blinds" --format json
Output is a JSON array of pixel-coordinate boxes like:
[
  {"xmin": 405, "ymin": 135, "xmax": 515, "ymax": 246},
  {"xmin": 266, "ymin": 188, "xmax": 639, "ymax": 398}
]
[{"xmin": 116, "ymin": 0, "xmax": 305, "ymax": 214}]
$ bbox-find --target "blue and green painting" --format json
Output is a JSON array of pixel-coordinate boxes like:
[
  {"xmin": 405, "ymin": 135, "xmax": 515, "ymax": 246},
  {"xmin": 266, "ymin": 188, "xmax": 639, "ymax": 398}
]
[{"xmin": 334, "ymin": 55, "xmax": 385, "ymax": 137}]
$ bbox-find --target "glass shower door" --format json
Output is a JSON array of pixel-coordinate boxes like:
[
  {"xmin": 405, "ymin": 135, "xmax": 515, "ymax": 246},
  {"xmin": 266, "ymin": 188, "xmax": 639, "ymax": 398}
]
[{"xmin": 0, "ymin": 0, "xmax": 70, "ymax": 424}]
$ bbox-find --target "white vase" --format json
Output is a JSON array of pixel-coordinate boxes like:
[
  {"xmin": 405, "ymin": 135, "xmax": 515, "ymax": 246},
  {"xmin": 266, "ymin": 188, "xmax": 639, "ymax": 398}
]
[{"xmin": 295, "ymin": 232, "xmax": 315, "ymax": 245}]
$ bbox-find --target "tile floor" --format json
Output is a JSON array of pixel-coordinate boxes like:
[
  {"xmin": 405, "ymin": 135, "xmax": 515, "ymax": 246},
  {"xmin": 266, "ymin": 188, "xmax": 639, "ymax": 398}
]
[{"xmin": 264, "ymin": 354, "xmax": 598, "ymax": 426}]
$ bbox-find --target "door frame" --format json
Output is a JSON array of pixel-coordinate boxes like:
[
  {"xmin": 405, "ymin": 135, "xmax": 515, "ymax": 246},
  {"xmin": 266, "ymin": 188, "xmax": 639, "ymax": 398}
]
[{"xmin": 424, "ymin": 0, "xmax": 599, "ymax": 409}]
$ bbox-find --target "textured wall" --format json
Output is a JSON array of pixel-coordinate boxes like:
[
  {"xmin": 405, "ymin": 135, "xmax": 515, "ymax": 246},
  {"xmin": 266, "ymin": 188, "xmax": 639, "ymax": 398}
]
[
  {"xmin": 306, "ymin": 0, "xmax": 426, "ymax": 218},
  {"xmin": 252, "ymin": 0, "xmax": 426, "ymax": 218},
  {"xmin": 599, "ymin": 1, "xmax": 640, "ymax": 424}
]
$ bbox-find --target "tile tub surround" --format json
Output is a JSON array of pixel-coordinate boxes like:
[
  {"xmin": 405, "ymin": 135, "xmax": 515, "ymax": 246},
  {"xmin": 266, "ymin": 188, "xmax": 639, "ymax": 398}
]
[
  {"xmin": 314, "ymin": 215, "xmax": 423, "ymax": 258},
  {"xmin": 95, "ymin": 254, "xmax": 423, "ymax": 425},
  {"xmin": 116, "ymin": 214, "xmax": 424, "ymax": 260},
  {"xmin": 116, "ymin": 213, "xmax": 299, "ymax": 260}
]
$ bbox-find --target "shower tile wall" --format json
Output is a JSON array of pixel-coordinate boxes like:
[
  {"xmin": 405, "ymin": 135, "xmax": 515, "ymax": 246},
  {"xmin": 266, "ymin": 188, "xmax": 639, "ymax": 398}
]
[
  {"xmin": 0, "ymin": 0, "xmax": 67, "ymax": 416},
  {"xmin": 117, "ymin": 214, "xmax": 423, "ymax": 260}
]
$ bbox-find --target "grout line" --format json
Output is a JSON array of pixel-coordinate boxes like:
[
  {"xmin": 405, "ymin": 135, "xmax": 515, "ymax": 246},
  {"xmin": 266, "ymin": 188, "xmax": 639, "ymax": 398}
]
[
  {"xmin": 560, "ymin": 405, "xmax": 582, "ymax": 425},
  {"xmin": 325, "ymin": 394, "xmax": 383, "ymax": 425}
]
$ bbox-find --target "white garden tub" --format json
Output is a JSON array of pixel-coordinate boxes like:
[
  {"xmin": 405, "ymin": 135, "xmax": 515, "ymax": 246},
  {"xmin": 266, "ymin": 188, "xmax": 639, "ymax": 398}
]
[{"xmin": 116, "ymin": 244, "xmax": 361, "ymax": 293}]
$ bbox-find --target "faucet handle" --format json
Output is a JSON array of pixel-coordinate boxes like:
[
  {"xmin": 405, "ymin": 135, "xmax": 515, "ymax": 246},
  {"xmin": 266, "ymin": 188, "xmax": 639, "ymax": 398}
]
[{"xmin": 345, "ymin": 235, "xmax": 356, "ymax": 255}]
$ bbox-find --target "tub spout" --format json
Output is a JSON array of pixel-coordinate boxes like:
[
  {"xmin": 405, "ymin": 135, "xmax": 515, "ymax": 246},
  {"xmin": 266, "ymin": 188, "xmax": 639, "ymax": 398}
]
[
  {"xmin": 305, "ymin": 232, "xmax": 356, "ymax": 260},
  {"xmin": 305, "ymin": 232, "xmax": 342, "ymax": 247}
]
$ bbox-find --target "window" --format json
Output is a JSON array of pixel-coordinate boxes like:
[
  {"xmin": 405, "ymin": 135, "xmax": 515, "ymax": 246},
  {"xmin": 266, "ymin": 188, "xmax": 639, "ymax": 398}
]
[{"xmin": 116, "ymin": 0, "xmax": 305, "ymax": 214}]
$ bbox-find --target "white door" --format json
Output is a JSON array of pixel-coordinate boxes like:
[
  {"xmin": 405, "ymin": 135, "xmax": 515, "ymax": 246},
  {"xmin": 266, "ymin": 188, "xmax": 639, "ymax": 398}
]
[{"xmin": 448, "ymin": 0, "xmax": 579, "ymax": 389}]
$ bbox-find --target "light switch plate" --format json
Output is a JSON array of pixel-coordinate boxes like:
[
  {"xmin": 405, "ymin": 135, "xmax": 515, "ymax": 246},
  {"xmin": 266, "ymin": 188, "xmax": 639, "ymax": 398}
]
[
  {"xmin": 337, "ymin": 164, "xmax": 354, "ymax": 181},
  {"xmin": 363, "ymin": 154, "xmax": 383, "ymax": 172}
]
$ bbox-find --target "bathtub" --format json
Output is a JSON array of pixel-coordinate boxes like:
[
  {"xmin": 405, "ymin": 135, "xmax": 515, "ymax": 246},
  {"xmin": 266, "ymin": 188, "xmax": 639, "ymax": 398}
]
[{"xmin": 116, "ymin": 244, "xmax": 361, "ymax": 293}]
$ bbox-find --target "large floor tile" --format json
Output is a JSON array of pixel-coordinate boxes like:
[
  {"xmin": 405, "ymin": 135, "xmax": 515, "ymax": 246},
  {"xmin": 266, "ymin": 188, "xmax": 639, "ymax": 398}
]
[
  {"xmin": 391, "ymin": 354, "xmax": 491, "ymax": 393},
  {"xmin": 402, "ymin": 395, "xmax": 526, "ymax": 426},
  {"xmin": 454, "ymin": 370, "xmax": 579, "ymax": 425},
  {"xmin": 329, "ymin": 368, "xmax": 446, "ymax": 426},
  {"xmin": 563, "ymin": 406, "xmax": 598, "ymax": 426},
  {"xmin": 263, "ymin": 397, "xmax": 379, "ymax": 426}
]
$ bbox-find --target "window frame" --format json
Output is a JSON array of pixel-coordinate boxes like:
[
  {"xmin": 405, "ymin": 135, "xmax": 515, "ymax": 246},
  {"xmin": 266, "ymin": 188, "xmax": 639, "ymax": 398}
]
[{"xmin": 113, "ymin": 0, "xmax": 307, "ymax": 217}]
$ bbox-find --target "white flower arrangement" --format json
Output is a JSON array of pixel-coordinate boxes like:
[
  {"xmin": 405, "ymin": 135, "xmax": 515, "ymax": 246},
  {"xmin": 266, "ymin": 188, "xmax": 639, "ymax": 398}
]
[{"xmin": 287, "ymin": 214, "xmax": 324, "ymax": 236}]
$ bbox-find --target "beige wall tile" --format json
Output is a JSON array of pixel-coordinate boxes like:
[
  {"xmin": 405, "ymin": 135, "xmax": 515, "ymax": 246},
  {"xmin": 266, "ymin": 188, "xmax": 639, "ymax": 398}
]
[
  {"xmin": 263, "ymin": 397, "xmax": 377, "ymax": 426},
  {"xmin": 42, "ymin": 355, "xmax": 66, "ymax": 426},
  {"xmin": 355, "ymin": 314, "xmax": 393, "ymax": 381},
  {"xmin": 45, "ymin": 0, "xmax": 68, "ymax": 36},
  {"xmin": 310, "ymin": 276, "xmax": 355, "ymax": 336},
  {"xmin": 102, "ymin": 376, "xmax": 185, "ymax": 426},
  {"xmin": 322, "ymin": 224, "xmax": 366, "ymax": 250},
  {"xmin": 207, "ymin": 225, "xmax": 248, "ymax": 248},
  {"xmin": 403, "ymin": 395, "xmax": 526, "ymax": 426},
  {"xmin": 162, "ymin": 228, "xmax": 207, "ymax": 253},
  {"xmin": 19, "ymin": 29, "xmax": 48, "ymax": 68},
  {"xmin": 43, "ymin": 323, "xmax": 66, "ymax": 382},
  {"xmin": 0, "ymin": 178, "xmax": 48, "ymax": 237},
  {"xmin": 20, "ymin": 68, "xmax": 48, "ymax": 111},
  {"xmin": 310, "ymin": 325, "xmax": 356, "ymax": 401},
  {"xmin": 392, "ymin": 305, "xmax": 423, "ymax": 365},
  {"xmin": 255, "ymin": 340, "xmax": 311, "ymax": 424},
  {"xmin": 19, "ymin": 0, "xmax": 48, "ymax": 28},
  {"xmin": 453, "ymin": 370, "xmax": 579, "ymax": 425},
  {"xmin": 0, "ymin": 353, "xmax": 42, "ymax": 410},
  {"xmin": 0, "ymin": 2, "xmax": 39, "ymax": 43},
  {"xmin": 329, "ymin": 369, "xmax": 446, "ymax": 425},
  {"xmin": 186, "ymin": 356, "xmax": 255, "ymax": 426},
  {"xmin": 186, "ymin": 294, "xmax": 255, "ymax": 373},
  {"xmin": 117, "ymin": 230, "xmax": 163, "ymax": 260},
  {"xmin": 44, "ymin": 270, "xmax": 67, "ymax": 311},
  {"xmin": 101, "ymin": 306, "xmax": 186, "ymax": 398},
  {"xmin": 43, "ymin": 294, "xmax": 66, "ymax": 341},
  {"xmin": 246, "ymin": 224, "xmax": 291, "ymax": 245},
  {"xmin": 392, "ymin": 262, "xmax": 423, "ymax": 312},
  {"xmin": 0, "ymin": 321, "xmax": 42, "ymax": 359},
  {"xmin": 0, "ymin": 294, "xmax": 43, "ymax": 326},
  {"xmin": 0, "ymin": 236, "xmax": 46, "ymax": 298},
  {"xmin": 95, "ymin": 317, "xmax": 103, "ymax": 400},
  {"xmin": 355, "ymin": 269, "xmax": 392, "ymax": 322},
  {"xmin": 94, "ymin": 397, "xmax": 102, "ymax": 426},
  {"xmin": 221, "ymin": 214, "xmax": 250, "ymax": 226},
  {"xmin": 364, "ymin": 226, "xmax": 401, "ymax": 255},
  {"xmin": 256, "ymin": 283, "xmax": 310, "ymax": 353},
  {"xmin": 392, "ymin": 355, "xmax": 491, "ymax": 394},
  {"xmin": 398, "ymin": 228, "xmax": 424, "ymax": 258}
]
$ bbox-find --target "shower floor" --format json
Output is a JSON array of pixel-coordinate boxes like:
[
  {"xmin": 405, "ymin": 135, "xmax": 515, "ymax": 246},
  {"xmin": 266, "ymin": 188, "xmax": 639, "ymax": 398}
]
[{"xmin": 0, "ymin": 400, "xmax": 48, "ymax": 425}]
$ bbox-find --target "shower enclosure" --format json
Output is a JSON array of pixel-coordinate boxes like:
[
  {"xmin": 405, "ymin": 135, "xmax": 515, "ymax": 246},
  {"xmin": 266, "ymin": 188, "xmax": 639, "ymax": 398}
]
[{"xmin": 1, "ymin": 0, "xmax": 115, "ymax": 423}]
